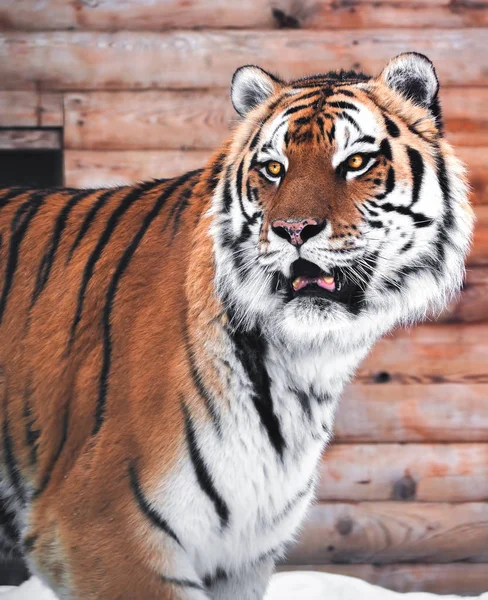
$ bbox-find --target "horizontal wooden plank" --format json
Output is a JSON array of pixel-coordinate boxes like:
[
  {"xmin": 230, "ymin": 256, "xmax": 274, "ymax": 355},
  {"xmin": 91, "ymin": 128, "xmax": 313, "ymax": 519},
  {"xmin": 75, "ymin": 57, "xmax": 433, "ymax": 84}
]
[
  {"xmin": 459, "ymin": 147, "xmax": 488, "ymax": 205},
  {"xmin": 1, "ymin": 0, "xmax": 487, "ymax": 30},
  {"xmin": 438, "ymin": 266, "xmax": 488, "ymax": 323},
  {"xmin": 0, "ymin": 128, "xmax": 61, "ymax": 150},
  {"xmin": 39, "ymin": 92, "xmax": 63, "ymax": 127},
  {"xmin": 63, "ymin": 90, "xmax": 236, "ymax": 151},
  {"xmin": 287, "ymin": 502, "xmax": 488, "ymax": 564},
  {"xmin": 318, "ymin": 443, "xmax": 488, "ymax": 502},
  {"xmin": 0, "ymin": 91, "xmax": 63, "ymax": 128},
  {"xmin": 357, "ymin": 323, "xmax": 488, "ymax": 384},
  {"xmin": 0, "ymin": 91, "xmax": 38, "ymax": 127},
  {"xmin": 63, "ymin": 88, "xmax": 488, "ymax": 150},
  {"xmin": 0, "ymin": 31, "xmax": 485, "ymax": 90},
  {"xmin": 335, "ymin": 384, "xmax": 488, "ymax": 442},
  {"xmin": 278, "ymin": 564, "xmax": 488, "ymax": 596},
  {"xmin": 64, "ymin": 150, "xmax": 212, "ymax": 188},
  {"xmin": 469, "ymin": 204, "xmax": 488, "ymax": 266}
]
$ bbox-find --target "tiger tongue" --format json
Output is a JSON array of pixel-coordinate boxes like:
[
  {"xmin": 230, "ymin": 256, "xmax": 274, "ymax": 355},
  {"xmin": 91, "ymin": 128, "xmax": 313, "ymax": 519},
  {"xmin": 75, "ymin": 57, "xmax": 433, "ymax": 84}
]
[{"xmin": 292, "ymin": 275, "xmax": 335, "ymax": 292}]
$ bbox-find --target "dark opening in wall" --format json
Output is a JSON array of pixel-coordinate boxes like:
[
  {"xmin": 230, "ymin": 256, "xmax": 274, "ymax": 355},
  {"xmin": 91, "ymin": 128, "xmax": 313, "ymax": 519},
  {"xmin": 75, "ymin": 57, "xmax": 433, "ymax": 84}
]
[{"xmin": 0, "ymin": 128, "xmax": 63, "ymax": 188}]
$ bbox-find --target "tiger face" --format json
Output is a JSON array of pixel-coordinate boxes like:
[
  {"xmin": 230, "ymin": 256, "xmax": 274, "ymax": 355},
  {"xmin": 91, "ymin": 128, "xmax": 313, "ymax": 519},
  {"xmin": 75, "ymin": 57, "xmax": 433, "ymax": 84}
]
[{"xmin": 213, "ymin": 53, "xmax": 473, "ymax": 343}]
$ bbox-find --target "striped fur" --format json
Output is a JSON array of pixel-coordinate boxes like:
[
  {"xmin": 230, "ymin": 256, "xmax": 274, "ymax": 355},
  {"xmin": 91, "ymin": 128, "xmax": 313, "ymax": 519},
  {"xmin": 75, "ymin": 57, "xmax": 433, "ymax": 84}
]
[{"xmin": 0, "ymin": 54, "xmax": 473, "ymax": 599}]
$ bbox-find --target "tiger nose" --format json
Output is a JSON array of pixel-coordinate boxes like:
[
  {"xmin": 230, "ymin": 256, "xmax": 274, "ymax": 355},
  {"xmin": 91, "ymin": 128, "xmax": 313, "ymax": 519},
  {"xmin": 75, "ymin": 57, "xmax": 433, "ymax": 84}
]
[{"xmin": 271, "ymin": 218, "xmax": 325, "ymax": 246}]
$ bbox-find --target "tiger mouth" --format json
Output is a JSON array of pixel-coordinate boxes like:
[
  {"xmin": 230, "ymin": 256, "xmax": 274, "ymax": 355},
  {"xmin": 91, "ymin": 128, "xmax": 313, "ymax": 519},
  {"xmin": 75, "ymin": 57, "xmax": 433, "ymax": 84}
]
[{"xmin": 288, "ymin": 258, "xmax": 361, "ymax": 306}]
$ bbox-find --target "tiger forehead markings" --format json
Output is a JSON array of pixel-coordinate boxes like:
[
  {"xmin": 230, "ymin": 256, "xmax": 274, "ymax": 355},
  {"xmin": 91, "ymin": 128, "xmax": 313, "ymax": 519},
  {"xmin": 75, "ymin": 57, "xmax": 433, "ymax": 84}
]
[{"xmin": 0, "ymin": 54, "xmax": 473, "ymax": 599}]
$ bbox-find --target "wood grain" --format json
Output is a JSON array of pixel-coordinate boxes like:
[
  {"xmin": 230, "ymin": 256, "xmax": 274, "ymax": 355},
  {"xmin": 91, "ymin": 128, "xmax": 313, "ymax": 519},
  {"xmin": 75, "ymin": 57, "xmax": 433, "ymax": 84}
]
[
  {"xmin": 1, "ymin": 0, "xmax": 487, "ymax": 31},
  {"xmin": 460, "ymin": 147, "xmax": 488, "ymax": 205},
  {"xmin": 438, "ymin": 266, "xmax": 488, "ymax": 323},
  {"xmin": 335, "ymin": 383, "xmax": 488, "ymax": 442},
  {"xmin": 0, "ymin": 91, "xmax": 39, "ymax": 127},
  {"xmin": 318, "ymin": 443, "xmax": 488, "ymax": 502},
  {"xmin": 0, "ymin": 129, "xmax": 61, "ymax": 150},
  {"xmin": 64, "ymin": 149, "xmax": 212, "ymax": 188},
  {"xmin": 0, "ymin": 31, "xmax": 485, "ymax": 90},
  {"xmin": 0, "ymin": 91, "xmax": 63, "ymax": 127},
  {"xmin": 470, "ymin": 204, "xmax": 488, "ymax": 265},
  {"xmin": 63, "ymin": 90, "xmax": 236, "ymax": 151},
  {"xmin": 287, "ymin": 502, "xmax": 488, "ymax": 564},
  {"xmin": 357, "ymin": 323, "xmax": 488, "ymax": 384},
  {"xmin": 63, "ymin": 88, "xmax": 488, "ymax": 150},
  {"xmin": 278, "ymin": 564, "xmax": 488, "ymax": 596}
]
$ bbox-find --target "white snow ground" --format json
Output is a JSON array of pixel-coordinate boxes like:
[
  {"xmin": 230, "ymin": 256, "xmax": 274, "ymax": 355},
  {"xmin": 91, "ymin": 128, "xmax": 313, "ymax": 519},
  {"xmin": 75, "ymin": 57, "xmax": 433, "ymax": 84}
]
[{"xmin": 0, "ymin": 573, "xmax": 486, "ymax": 599}]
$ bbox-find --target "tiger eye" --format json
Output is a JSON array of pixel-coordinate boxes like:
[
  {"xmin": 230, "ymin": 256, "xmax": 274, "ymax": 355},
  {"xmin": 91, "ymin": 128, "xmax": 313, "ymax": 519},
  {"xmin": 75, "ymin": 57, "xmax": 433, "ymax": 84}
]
[
  {"xmin": 266, "ymin": 161, "xmax": 283, "ymax": 177},
  {"xmin": 347, "ymin": 154, "xmax": 364, "ymax": 170}
]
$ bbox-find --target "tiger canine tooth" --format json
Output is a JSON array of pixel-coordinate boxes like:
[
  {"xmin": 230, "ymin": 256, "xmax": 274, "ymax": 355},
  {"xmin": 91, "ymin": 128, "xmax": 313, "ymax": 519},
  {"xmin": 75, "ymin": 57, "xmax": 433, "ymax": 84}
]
[
  {"xmin": 323, "ymin": 276, "xmax": 334, "ymax": 284},
  {"xmin": 292, "ymin": 277, "xmax": 303, "ymax": 291}
]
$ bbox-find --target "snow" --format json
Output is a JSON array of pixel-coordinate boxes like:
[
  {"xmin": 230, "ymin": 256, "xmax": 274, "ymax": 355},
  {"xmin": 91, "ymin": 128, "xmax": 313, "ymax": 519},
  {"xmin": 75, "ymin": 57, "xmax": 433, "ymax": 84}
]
[{"xmin": 1, "ymin": 573, "xmax": 487, "ymax": 599}]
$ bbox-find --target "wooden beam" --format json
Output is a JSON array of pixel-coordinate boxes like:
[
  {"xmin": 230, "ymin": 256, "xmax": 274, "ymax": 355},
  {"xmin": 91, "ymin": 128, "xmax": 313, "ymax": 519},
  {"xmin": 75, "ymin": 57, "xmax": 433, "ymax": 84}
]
[
  {"xmin": 335, "ymin": 383, "xmax": 488, "ymax": 443},
  {"xmin": 357, "ymin": 323, "xmax": 488, "ymax": 384},
  {"xmin": 459, "ymin": 147, "xmax": 488, "ymax": 205},
  {"xmin": 0, "ymin": 31, "xmax": 485, "ymax": 90},
  {"xmin": 278, "ymin": 564, "xmax": 488, "ymax": 596},
  {"xmin": 0, "ymin": 91, "xmax": 39, "ymax": 127},
  {"xmin": 1, "ymin": 0, "xmax": 487, "ymax": 31},
  {"xmin": 63, "ymin": 88, "xmax": 488, "ymax": 150},
  {"xmin": 438, "ymin": 266, "xmax": 488, "ymax": 323},
  {"xmin": 287, "ymin": 501, "xmax": 488, "ymax": 564},
  {"xmin": 64, "ymin": 149, "xmax": 212, "ymax": 188},
  {"xmin": 317, "ymin": 443, "xmax": 488, "ymax": 502},
  {"xmin": 0, "ymin": 129, "xmax": 61, "ymax": 150}
]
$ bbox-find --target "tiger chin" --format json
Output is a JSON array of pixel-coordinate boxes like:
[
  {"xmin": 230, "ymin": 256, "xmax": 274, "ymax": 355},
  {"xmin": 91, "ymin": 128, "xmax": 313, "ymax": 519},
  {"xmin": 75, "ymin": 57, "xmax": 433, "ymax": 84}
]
[{"xmin": 0, "ymin": 53, "xmax": 473, "ymax": 599}]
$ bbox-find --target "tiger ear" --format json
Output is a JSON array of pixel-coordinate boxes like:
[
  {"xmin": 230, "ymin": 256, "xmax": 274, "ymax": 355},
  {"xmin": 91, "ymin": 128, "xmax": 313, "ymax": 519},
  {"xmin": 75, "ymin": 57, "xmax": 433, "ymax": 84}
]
[
  {"xmin": 380, "ymin": 53, "xmax": 439, "ymax": 111},
  {"xmin": 231, "ymin": 65, "xmax": 282, "ymax": 117}
]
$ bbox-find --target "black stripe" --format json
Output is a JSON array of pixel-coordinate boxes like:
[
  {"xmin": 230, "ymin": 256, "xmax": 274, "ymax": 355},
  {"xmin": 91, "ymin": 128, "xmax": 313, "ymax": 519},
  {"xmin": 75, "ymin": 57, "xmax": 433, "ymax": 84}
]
[
  {"xmin": 328, "ymin": 100, "xmax": 358, "ymax": 111},
  {"xmin": 227, "ymin": 321, "xmax": 286, "ymax": 459},
  {"xmin": 67, "ymin": 189, "xmax": 115, "ymax": 262},
  {"xmin": 235, "ymin": 159, "xmax": 253, "ymax": 224},
  {"xmin": 68, "ymin": 181, "xmax": 157, "ymax": 350},
  {"xmin": 356, "ymin": 135, "xmax": 376, "ymax": 145},
  {"xmin": 385, "ymin": 116, "xmax": 400, "ymax": 138},
  {"xmin": 380, "ymin": 202, "xmax": 433, "ymax": 228},
  {"xmin": 161, "ymin": 576, "xmax": 205, "ymax": 592},
  {"xmin": 380, "ymin": 138, "xmax": 392, "ymax": 161},
  {"xmin": 183, "ymin": 325, "xmax": 222, "ymax": 435},
  {"xmin": 22, "ymin": 379, "xmax": 40, "ymax": 466},
  {"xmin": 171, "ymin": 187, "xmax": 193, "ymax": 240},
  {"xmin": 31, "ymin": 190, "xmax": 94, "ymax": 306},
  {"xmin": 33, "ymin": 402, "xmax": 70, "ymax": 498},
  {"xmin": 181, "ymin": 401, "xmax": 230, "ymax": 528},
  {"xmin": 160, "ymin": 171, "xmax": 201, "ymax": 235},
  {"xmin": 0, "ymin": 189, "xmax": 27, "ymax": 212},
  {"xmin": 3, "ymin": 406, "xmax": 26, "ymax": 506},
  {"xmin": 283, "ymin": 102, "xmax": 317, "ymax": 117},
  {"xmin": 94, "ymin": 174, "xmax": 194, "ymax": 436},
  {"xmin": 0, "ymin": 191, "xmax": 47, "ymax": 325},
  {"xmin": 0, "ymin": 502, "xmax": 20, "ymax": 549},
  {"xmin": 22, "ymin": 533, "xmax": 38, "ymax": 554},
  {"xmin": 407, "ymin": 147, "xmax": 424, "ymax": 207},
  {"xmin": 340, "ymin": 111, "xmax": 361, "ymax": 132},
  {"xmin": 203, "ymin": 567, "xmax": 228, "ymax": 588},
  {"xmin": 375, "ymin": 167, "xmax": 395, "ymax": 200},
  {"xmin": 209, "ymin": 153, "xmax": 226, "ymax": 190},
  {"xmin": 327, "ymin": 123, "xmax": 336, "ymax": 145},
  {"xmin": 128, "ymin": 462, "xmax": 182, "ymax": 547}
]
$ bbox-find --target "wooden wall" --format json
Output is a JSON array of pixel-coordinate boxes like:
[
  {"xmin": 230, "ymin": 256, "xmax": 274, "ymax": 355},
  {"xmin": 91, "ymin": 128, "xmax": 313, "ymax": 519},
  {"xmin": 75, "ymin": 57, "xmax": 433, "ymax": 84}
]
[{"xmin": 0, "ymin": 1, "xmax": 487, "ymax": 595}]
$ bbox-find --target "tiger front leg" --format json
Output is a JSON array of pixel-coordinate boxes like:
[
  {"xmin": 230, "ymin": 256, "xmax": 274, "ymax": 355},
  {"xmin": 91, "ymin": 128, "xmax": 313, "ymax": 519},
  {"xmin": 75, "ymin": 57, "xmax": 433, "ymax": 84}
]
[{"xmin": 207, "ymin": 557, "xmax": 275, "ymax": 600}]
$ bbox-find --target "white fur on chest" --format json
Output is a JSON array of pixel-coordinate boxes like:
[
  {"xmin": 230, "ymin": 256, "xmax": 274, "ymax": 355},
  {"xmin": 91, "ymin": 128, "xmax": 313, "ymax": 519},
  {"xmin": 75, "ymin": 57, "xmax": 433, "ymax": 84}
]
[{"xmin": 154, "ymin": 337, "xmax": 371, "ymax": 580}]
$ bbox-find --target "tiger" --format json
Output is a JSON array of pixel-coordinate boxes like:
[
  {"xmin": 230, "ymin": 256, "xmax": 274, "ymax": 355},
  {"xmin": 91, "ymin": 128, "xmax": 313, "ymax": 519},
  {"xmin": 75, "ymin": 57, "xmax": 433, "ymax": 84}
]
[{"xmin": 0, "ymin": 52, "xmax": 473, "ymax": 599}]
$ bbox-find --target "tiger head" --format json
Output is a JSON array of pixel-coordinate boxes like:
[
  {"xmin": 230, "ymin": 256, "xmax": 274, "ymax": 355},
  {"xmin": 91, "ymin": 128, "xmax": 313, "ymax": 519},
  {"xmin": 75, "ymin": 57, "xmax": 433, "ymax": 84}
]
[{"xmin": 211, "ymin": 53, "xmax": 474, "ymax": 344}]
